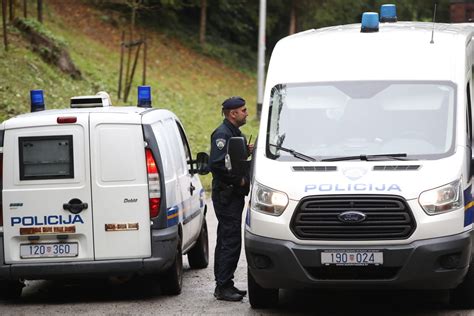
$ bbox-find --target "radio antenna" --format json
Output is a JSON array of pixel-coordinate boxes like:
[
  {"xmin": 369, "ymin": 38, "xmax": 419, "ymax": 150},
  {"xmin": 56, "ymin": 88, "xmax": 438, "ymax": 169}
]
[{"xmin": 430, "ymin": 3, "xmax": 437, "ymax": 44}]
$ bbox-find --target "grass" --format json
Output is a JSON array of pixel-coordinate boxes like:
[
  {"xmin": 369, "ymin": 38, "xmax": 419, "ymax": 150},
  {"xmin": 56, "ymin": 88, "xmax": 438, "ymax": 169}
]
[{"xmin": 0, "ymin": 0, "xmax": 259, "ymax": 191}]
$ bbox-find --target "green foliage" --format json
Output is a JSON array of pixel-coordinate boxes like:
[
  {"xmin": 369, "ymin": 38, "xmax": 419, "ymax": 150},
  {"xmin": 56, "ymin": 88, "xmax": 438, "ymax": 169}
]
[{"xmin": 19, "ymin": 18, "xmax": 68, "ymax": 47}]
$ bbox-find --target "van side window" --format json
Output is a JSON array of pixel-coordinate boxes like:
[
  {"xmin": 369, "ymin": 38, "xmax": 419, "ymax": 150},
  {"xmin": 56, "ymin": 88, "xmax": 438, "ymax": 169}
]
[
  {"xmin": 467, "ymin": 82, "xmax": 473, "ymax": 145},
  {"xmin": 175, "ymin": 121, "xmax": 192, "ymax": 165},
  {"xmin": 19, "ymin": 135, "xmax": 74, "ymax": 180}
]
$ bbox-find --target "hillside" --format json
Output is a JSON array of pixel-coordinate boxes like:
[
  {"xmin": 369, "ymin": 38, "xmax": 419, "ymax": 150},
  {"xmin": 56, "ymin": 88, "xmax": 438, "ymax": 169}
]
[{"xmin": 0, "ymin": 0, "xmax": 259, "ymax": 189}]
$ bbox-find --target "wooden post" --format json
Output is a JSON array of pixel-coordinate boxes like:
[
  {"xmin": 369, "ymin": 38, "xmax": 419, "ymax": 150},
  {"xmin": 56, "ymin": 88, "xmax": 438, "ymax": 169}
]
[
  {"xmin": 37, "ymin": 0, "xmax": 42, "ymax": 23},
  {"xmin": 2, "ymin": 0, "xmax": 7, "ymax": 51},
  {"xmin": 118, "ymin": 31, "xmax": 125, "ymax": 99},
  {"xmin": 123, "ymin": 9, "xmax": 136, "ymax": 101},
  {"xmin": 124, "ymin": 41, "xmax": 142, "ymax": 102},
  {"xmin": 142, "ymin": 32, "xmax": 146, "ymax": 85},
  {"xmin": 23, "ymin": 0, "xmax": 27, "ymax": 18}
]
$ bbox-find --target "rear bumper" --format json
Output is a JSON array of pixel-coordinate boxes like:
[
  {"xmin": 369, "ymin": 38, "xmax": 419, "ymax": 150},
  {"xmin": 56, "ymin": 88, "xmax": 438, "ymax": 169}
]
[
  {"xmin": 0, "ymin": 226, "xmax": 178, "ymax": 280},
  {"xmin": 246, "ymin": 230, "xmax": 474, "ymax": 290}
]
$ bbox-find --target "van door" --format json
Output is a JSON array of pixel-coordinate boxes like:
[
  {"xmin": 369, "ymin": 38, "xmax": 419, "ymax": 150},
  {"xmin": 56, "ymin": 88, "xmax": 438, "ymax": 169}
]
[
  {"xmin": 162, "ymin": 119, "xmax": 200, "ymax": 249},
  {"xmin": 89, "ymin": 113, "xmax": 151, "ymax": 260},
  {"xmin": 2, "ymin": 114, "xmax": 94, "ymax": 263},
  {"xmin": 175, "ymin": 121, "xmax": 202, "ymax": 242}
]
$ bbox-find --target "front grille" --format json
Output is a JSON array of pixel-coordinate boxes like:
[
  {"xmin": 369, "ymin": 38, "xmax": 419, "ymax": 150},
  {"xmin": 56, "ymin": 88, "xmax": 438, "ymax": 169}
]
[
  {"xmin": 292, "ymin": 166, "xmax": 337, "ymax": 172},
  {"xmin": 373, "ymin": 165, "xmax": 420, "ymax": 171},
  {"xmin": 291, "ymin": 195, "xmax": 416, "ymax": 240},
  {"xmin": 305, "ymin": 266, "xmax": 400, "ymax": 280}
]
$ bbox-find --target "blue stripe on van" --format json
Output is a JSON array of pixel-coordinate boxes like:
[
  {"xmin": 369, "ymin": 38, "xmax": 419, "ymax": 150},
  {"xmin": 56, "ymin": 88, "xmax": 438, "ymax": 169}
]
[
  {"xmin": 167, "ymin": 205, "xmax": 179, "ymax": 226},
  {"xmin": 464, "ymin": 185, "xmax": 474, "ymax": 227}
]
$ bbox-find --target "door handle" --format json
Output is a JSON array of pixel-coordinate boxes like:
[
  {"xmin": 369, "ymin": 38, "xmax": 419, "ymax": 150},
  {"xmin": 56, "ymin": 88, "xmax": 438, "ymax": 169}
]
[
  {"xmin": 189, "ymin": 183, "xmax": 196, "ymax": 195},
  {"xmin": 63, "ymin": 198, "xmax": 88, "ymax": 214}
]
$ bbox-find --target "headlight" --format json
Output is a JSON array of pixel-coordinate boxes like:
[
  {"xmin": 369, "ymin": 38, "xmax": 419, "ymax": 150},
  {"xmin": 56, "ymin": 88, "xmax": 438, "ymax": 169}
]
[
  {"xmin": 251, "ymin": 182, "xmax": 289, "ymax": 216},
  {"xmin": 418, "ymin": 179, "xmax": 462, "ymax": 215}
]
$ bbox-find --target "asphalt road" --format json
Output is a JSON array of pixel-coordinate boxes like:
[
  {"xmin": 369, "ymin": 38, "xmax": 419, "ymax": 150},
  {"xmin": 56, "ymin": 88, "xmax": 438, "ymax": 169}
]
[{"xmin": 1, "ymin": 199, "xmax": 474, "ymax": 315}]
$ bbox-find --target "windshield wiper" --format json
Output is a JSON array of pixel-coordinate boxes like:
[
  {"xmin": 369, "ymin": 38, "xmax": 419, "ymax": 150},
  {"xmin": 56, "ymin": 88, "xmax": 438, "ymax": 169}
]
[
  {"xmin": 322, "ymin": 153, "xmax": 409, "ymax": 162},
  {"xmin": 269, "ymin": 143, "xmax": 317, "ymax": 162}
]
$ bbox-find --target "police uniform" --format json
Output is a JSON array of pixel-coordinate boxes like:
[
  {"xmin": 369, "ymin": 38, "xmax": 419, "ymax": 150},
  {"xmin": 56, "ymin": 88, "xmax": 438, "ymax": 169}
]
[{"xmin": 209, "ymin": 96, "xmax": 249, "ymax": 301}]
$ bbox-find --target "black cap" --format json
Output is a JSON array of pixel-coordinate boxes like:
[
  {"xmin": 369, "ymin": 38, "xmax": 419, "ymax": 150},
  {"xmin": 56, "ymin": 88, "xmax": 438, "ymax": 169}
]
[{"xmin": 222, "ymin": 96, "xmax": 245, "ymax": 109}]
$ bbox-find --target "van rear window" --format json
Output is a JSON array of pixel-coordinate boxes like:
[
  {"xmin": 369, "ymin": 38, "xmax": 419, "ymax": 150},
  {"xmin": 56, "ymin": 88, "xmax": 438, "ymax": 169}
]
[{"xmin": 19, "ymin": 136, "xmax": 74, "ymax": 180}]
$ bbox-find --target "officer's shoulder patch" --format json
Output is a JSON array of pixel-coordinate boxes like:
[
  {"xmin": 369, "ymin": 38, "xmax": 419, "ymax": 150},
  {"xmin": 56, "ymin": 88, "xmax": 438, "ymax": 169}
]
[{"xmin": 216, "ymin": 138, "xmax": 226, "ymax": 150}]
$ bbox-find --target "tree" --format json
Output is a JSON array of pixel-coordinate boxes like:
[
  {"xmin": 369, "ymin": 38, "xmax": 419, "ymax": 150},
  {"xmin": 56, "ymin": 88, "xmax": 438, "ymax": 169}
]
[{"xmin": 199, "ymin": 0, "xmax": 206, "ymax": 45}]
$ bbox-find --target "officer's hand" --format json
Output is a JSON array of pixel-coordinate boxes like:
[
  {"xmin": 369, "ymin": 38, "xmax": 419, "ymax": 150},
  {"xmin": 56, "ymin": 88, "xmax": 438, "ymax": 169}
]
[{"xmin": 247, "ymin": 143, "xmax": 254, "ymax": 155}]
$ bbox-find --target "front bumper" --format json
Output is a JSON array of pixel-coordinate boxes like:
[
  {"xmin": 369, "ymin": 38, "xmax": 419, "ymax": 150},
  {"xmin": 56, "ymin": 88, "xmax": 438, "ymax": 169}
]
[
  {"xmin": 0, "ymin": 226, "xmax": 178, "ymax": 280},
  {"xmin": 245, "ymin": 230, "xmax": 474, "ymax": 290}
]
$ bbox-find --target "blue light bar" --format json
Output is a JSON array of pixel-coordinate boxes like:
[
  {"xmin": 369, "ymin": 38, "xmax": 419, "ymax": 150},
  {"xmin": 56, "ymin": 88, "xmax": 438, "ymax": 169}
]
[
  {"xmin": 361, "ymin": 12, "xmax": 379, "ymax": 33},
  {"xmin": 380, "ymin": 4, "xmax": 397, "ymax": 23},
  {"xmin": 137, "ymin": 86, "xmax": 152, "ymax": 108},
  {"xmin": 30, "ymin": 89, "xmax": 45, "ymax": 112}
]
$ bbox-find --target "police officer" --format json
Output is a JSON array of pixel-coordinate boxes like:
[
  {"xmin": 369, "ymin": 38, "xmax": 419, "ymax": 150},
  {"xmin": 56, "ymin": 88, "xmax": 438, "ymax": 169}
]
[{"xmin": 210, "ymin": 96, "xmax": 253, "ymax": 301}]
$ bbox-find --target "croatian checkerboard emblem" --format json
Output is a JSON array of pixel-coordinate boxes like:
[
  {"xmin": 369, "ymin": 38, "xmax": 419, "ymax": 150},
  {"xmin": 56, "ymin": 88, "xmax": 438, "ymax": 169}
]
[{"xmin": 216, "ymin": 138, "xmax": 226, "ymax": 150}]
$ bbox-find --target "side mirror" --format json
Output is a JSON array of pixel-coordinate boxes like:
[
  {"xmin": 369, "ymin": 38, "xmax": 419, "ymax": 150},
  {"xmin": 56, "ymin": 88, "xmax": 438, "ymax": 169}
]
[
  {"xmin": 195, "ymin": 152, "xmax": 210, "ymax": 175},
  {"xmin": 227, "ymin": 137, "xmax": 248, "ymax": 176}
]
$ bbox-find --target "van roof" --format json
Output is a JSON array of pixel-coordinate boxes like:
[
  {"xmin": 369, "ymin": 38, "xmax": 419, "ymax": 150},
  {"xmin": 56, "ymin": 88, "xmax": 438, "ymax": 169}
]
[
  {"xmin": 0, "ymin": 106, "xmax": 176, "ymax": 130},
  {"xmin": 266, "ymin": 22, "xmax": 474, "ymax": 87}
]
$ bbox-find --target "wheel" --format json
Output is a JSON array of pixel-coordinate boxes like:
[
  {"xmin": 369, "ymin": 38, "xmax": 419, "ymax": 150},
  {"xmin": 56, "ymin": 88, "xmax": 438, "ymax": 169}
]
[
  {"xmin": 450, "ymin": 263, "xmax": 474, "ymax": 309},
  {"xmin": 248, "ymin": 268, "xmax": 278, "ymax": 309},
  {"xmin": 0, "ymin": 280, "xmax": 24, "ymax": 300},
  {"xmin": 187, "ymin": 219, "xmax": 209, "ymax": 269},
  {"xmin": 161, "ymin": 236, "xmax": 183, "ymax": 295}
]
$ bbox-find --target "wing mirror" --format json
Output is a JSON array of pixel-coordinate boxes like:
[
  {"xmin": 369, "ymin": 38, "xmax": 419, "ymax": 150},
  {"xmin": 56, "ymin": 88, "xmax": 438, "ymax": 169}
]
[
  {"xmin": 226, "ymin": 137, "xmax": 249, "ymax": 176},
  {"xmin": 194, "ymin": 152, "xmax": 210, "ymax": 175}
]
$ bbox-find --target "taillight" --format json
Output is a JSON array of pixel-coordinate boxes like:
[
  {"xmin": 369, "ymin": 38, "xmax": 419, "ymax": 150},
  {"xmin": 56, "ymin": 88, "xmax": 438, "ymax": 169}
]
[
  {"xmin": 57, "ymin": 116, "xmax": 77, "ymax": 124},
  {"xmin": 146, "ymin": 148, "xmax": 161, "ymax": 218}
]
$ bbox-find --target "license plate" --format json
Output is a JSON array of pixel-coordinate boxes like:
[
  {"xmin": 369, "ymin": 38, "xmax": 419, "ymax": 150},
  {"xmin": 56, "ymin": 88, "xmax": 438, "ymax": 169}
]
[
  {"xmin": 20, "ymin": 243, "xmax": 79, "ymax": 258},
  {"xmin": 321, "ymin": 250, "xmax": 383, "ymax": 266}
]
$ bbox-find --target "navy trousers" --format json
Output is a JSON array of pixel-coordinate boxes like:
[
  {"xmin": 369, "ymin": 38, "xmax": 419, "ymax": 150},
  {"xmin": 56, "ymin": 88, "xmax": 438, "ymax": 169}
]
[{"xmin": 212, "ymin": 191, "xmax": 245, "ymax": 288}]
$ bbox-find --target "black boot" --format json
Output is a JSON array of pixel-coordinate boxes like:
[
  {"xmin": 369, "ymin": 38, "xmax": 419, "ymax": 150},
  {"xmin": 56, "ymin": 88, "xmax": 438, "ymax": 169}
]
[
  {"xmin": 214, "ymin": 285, "xmax": 244, "ymax": 301},
  {"xmin": 231, "ymin": 285, "xmax": 247, "ymax": 296}
]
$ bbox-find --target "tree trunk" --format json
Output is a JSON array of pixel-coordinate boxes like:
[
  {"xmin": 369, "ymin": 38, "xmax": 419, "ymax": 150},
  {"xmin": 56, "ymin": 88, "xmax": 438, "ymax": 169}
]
[
  {"xmin": 199, "ymin": 0, "xmax": 207, "ymax": 45},
  {"xmin": 2, "ymin": 0, "xmax": 7, "ymax": 51},
  {"xmin": 23, "ymin": 0, "xmax": 26, "ymax": 18},
  {"xmin": 289, "ymin": 0, "xmax": 297, "ymax": 35},
  {"xmin": 8, "ymin": 0, "xmax": 14, "ymax": 22},
  {"xmin": 37, "ymin": 0, "xmax": 42, "ymax": 23}
]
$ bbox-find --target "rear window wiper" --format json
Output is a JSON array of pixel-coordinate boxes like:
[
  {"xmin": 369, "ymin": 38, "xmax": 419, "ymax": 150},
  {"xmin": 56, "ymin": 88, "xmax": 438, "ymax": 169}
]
[
  {"xmin": 268, "ymin": 143, "xmax": 317, "ymax": 162},
  {"xmin": 322, "ymin": 153, "xmax": 409, "ymax": 162}
]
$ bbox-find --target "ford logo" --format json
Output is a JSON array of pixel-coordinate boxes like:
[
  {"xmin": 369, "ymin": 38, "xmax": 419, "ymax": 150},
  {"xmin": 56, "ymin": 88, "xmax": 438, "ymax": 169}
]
[{"xmin": 338, "ymin": 211, "xmax": 367, "ymax": 223}]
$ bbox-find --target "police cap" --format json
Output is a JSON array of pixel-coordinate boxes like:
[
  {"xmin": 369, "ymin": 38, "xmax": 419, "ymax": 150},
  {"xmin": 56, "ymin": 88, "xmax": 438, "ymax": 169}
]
[{"xmin": 222, "ymin": 96, "xmax": 245, "ymax": 110}]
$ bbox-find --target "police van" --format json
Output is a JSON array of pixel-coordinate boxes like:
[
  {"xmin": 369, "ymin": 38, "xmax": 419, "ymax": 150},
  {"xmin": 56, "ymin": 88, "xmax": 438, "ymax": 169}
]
[
  {"xmin": 227, "ymin": 5, "xmax": 474, "ymax": 308},
  {"xmin": 0, "ymin": 87, "xmax": 210, "ymax": 298}
]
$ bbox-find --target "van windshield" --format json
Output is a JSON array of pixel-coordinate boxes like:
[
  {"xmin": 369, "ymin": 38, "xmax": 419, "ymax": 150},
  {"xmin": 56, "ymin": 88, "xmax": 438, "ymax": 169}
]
[{"xmin": 266, "ymin": 81, "xmax": 456, "ymax": 161}]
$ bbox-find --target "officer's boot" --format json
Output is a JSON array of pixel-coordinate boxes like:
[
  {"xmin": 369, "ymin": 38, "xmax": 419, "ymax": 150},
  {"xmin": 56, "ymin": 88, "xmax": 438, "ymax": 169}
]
[{"xmin": 214, "ymin": 285, "xmax": 244, "ymax": 301}]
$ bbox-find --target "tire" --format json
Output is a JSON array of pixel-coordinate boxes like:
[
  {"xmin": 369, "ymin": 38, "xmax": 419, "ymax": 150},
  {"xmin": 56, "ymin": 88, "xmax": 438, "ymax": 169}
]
[
  {"xmin": 187, "ymin": 219, "xmax": 209, "ymax": 269},
  {"xmin": 248, "ymin": 268, "xmax": 278, "ymax": 309},
  {"xmin": 161, "ymin": 236, "xmax": 183, "ymax": 295},
  {"xmin": 0, "ymin": 280, "xmax": 24, "ymax": 300},
  {"xmin": 450, "ymin": 263, "xmax": 474, "ymax": 309}
]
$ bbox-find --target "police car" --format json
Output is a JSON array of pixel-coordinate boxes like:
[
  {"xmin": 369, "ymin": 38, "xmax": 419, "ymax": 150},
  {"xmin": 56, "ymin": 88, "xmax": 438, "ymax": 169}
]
[{"xmin": 0, "ymin": 87, "xmax": 210, "ymax": 298}]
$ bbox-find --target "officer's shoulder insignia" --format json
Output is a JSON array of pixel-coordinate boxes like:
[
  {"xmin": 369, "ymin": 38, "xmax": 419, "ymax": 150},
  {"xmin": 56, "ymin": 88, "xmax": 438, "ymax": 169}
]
[{"xmin": 216, "ymin": 138, "xmax": 226, "ymax": 150}]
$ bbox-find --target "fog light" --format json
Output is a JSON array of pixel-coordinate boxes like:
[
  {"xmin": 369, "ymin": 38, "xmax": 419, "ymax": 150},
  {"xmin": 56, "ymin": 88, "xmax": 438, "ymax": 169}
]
[
  {"xmin": 252, "ymin": 254, "xmax": 272, "ymax": 269},
  {"xmin": 439, "ymin": 253, "xmax": 461, "ymax": 269}
]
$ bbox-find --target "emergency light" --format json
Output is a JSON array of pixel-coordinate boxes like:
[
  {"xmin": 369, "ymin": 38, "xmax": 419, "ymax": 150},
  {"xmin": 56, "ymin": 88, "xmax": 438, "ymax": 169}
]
[
  {"xmin": 361, "ymin": 12, "xmax": 379, "ymax": 33},
  {"xmin": 380, "ymin": 4, "xmax": 397, "ymax": 23},
  {"xmin": 137, "ymin": 86, "xmax": 152, "ymax": 108},
  {"xmin": 30, "ymin": 89, "xmax": 45, "ymax": 112}
]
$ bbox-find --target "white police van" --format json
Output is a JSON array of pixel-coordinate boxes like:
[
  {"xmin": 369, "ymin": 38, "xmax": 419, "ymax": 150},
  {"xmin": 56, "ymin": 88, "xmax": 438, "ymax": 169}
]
[
  {"xmin": 0, "ymin": 87, "xmax": 210, "ymax": 298},
  {"xmin": 227, "ymin": 5, "xmax": 474, "ymax": 309}
]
